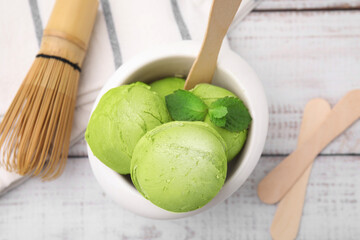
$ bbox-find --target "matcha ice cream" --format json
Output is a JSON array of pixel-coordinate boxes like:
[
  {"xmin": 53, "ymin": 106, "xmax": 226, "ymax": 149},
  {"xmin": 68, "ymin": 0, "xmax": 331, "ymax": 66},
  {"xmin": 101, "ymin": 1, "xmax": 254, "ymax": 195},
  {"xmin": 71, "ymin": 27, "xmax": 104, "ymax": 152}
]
[
  {"xmin": 150, "ymin": 77, "xmax": 185, "ymax": 98},
  {"xmin": 204, "ymin": 115, "xmax": 247, "ymax": 161},
  {"xmin": 191, "ymin": 83, "xmax": 235, "ymax": 106},
  {"xmin": 86, "ymin": 78, "xmax": 250, "ymax": 213},
  {"xmin": 85, "ymin": 82, "xmax": 171, "ymax": 174},
  {"xmin": 191, "ymin": 84, "xmax": 248, "ymax": 161},
  {"xmin": 131, "ymin": 121, "xmax": 227, "ymax": 212}
]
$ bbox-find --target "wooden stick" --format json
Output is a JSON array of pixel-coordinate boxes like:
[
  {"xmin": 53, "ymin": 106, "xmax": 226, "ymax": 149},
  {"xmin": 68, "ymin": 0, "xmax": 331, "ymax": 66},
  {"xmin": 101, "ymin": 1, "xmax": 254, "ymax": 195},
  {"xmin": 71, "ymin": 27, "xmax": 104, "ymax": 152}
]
[
  {"xmin": 270, "ymin": 98, "xmax": 331, "ymax": 240},
  {"xmin": 184, "ymin": 0, "xmax": 243, "ymax": 90},
  {"xmin": 258, "ymin": 89, "xmax": 360, "ymax": 204}
]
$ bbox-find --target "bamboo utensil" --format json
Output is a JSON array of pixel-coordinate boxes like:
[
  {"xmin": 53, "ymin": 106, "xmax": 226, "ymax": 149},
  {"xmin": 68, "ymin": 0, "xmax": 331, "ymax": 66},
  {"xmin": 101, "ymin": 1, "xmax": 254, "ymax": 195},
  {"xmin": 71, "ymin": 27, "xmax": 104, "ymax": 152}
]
[
  {"xmin": 270, "ymin": 98, "xmax": 331, "ymax": 240},
  {"xmin": 258, "ymin": 89, "xmax": 360, "ymax": 204},
  {"xmin": 184, "ymin": 0, "xmax": 243, "ymax": 90},
  {"xmin": 0, "ymin": 0, "xmax": 98, "ymax": 179}
]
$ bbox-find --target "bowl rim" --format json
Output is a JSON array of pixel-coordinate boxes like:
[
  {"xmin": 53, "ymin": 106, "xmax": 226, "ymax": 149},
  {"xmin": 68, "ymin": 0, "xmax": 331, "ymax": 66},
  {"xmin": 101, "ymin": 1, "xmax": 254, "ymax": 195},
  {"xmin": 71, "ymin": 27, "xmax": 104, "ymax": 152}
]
[{"xmin": 87, "ymin": 40, "xmax": 268, "ymax": 219}]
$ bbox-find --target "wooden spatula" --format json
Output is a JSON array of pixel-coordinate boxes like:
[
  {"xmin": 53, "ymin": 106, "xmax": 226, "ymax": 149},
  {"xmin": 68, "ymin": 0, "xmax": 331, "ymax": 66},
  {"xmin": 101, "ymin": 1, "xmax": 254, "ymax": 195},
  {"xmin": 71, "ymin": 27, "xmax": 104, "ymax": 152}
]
[
  {"xmin": 258, "ymin": 89, "xmax": 360, "ymax": 204},
  {"xmin": 270, "ymin": 98, "xmax": 331, "ymax": 240},
  {"xmin": 184, "ymin": 0, "xmax": 243, "ymax": 90}
]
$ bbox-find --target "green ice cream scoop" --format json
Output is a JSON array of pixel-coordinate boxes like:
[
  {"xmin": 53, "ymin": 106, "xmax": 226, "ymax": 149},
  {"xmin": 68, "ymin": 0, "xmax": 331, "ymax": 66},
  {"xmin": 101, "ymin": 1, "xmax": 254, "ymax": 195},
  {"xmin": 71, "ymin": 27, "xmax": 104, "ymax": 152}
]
[
  {"xmin": 131, "ymin": 121, "xmax": 227, "ymax": 212},
  {"xmin": 85, "ymin": 82, "xmax": 171, "ymax": 174},
  {"xmin": 204, "ymin": 116, "xmax": 247, "ymax": 161},
  {"xmin": 150, "ymin": 77, "xmax": 185, "ymax": 99},
  {"xmin": 191, "ymin": 83, "xmax": 248, "ymax": 161},
  {"xmin": 190, "ymin": 83, "xmax": 235, "ymax": 106}
]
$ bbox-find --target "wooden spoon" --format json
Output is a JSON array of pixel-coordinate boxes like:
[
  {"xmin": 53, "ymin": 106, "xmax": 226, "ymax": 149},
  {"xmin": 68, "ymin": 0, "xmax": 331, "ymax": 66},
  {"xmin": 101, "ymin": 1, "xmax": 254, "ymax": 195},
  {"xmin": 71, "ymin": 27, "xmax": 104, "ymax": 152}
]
[
  {"xmin": 271, "ymin": 98, "xmax": 331, "ymax": 240},
  {"xmin": 258, "ymin": 89, "xmax": 360, "ymax": 204},
  {"xmin": 184, "ymin": 0, "xmax": 243, "ymax": 90}
]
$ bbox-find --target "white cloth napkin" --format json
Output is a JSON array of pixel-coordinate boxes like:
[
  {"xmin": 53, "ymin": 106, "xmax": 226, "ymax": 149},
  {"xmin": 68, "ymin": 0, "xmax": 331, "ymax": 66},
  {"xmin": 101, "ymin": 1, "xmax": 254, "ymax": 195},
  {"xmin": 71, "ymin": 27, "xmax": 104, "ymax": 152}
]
[{"xmin": 0, "ymin": 0, "xmax": 260, "ymax": 196}]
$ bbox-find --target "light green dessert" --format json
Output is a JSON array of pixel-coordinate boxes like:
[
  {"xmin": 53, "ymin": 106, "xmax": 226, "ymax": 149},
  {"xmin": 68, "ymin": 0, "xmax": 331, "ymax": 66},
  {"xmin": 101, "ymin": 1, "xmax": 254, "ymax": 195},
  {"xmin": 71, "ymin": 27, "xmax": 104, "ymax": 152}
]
[
  {"xmin": 191, "ymin": 83, "xmax": 248, "ymax": 161},
  {"xmin": 190, "ymin": 83, "xmax": 236, "ymax": 106},
  {"xmin": 85, "ymin": 82, "xmax": 171, "ymax": 174},
  {"xmin": 131, "ymin": 121, "xmax": 227, "ymax": 212},
  {"xmin": 204, "ymin": 115, "xmax": 247, "ymax": 161},
  {"xmin": 150, "ymin": 77, "xmax": 185, "ymax": 98}
]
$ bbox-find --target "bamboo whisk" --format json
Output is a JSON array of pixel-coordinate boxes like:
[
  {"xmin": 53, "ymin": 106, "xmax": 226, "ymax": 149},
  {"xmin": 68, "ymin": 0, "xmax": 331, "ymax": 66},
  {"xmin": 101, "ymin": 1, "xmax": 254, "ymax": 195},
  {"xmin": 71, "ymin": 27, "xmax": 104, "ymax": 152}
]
[{"xmin": 0, "ymin": 0, "xmax": 98, "ymax": 179}]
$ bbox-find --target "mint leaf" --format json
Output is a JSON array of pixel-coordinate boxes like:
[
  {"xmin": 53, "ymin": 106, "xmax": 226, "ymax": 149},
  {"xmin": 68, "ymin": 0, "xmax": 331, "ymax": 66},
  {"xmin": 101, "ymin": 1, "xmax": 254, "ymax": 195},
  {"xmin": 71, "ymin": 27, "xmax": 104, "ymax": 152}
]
[
  {"xmin": 165, "ymin": 90, "xmax": 208, "ymax": 121},
  {"xmin": 209, "ymin": 97, "xmax": 252, "ymax": 132},
  {"xmin": 209, "ymin": 106, "xmax": 228, "ymax": 118},
  {"xmin": 209, "ymin": 106, "xmax": 227, "ymax": 127}
]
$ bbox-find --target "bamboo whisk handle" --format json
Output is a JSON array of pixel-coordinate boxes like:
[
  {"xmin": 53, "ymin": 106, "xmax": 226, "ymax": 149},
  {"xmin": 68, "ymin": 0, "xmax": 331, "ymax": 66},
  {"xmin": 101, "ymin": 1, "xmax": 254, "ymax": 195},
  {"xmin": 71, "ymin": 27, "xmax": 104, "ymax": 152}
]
[
  {"xmin": 40, "ymin": 0, "xmax": 98, "ymax": 67},
  {"xmin": 45, "ymin": 0, "xmax": 98, "ymax": 51}
]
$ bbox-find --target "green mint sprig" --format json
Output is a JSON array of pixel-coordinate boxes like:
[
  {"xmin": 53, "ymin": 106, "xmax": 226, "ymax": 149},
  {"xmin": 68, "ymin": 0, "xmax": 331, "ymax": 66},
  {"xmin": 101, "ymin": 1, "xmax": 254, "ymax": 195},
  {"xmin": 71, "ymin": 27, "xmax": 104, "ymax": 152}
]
[
  {"xmin": 165, "ymin": 90, "xmax": 207, "ymax": 121},
  {"xmin": 209, "ymin": 96, "xmax": 252, "ymax": 132},
  {"xmin": 165, "ymin": 90, "xmax": 252, "ymax": 132}
]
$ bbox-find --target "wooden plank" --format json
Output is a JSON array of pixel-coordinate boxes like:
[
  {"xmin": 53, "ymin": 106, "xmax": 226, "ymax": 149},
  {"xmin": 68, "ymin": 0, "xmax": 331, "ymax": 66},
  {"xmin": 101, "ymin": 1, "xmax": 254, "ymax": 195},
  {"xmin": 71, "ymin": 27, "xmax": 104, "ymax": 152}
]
[
  {"xmin": 0, "ymin": 156, "xmax": 359, "ymax": 239},
  {"xmin": 256, "ymin": 0, "xmax": 360, "ymax": 10},
  {"xmin": 228, "ymin": 10, "xmax": 360, "ymax": 154}
]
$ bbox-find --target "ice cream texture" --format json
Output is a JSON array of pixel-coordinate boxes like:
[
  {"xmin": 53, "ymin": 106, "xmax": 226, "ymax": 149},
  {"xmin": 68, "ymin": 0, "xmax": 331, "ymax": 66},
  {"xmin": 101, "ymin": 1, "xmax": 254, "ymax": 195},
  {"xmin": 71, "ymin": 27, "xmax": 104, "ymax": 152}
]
[
  {"xmin": 191, "ymin": 83, "xmax": 248, "ymax": 161},
  {"xmin": 190, "ymin": 83, "xmax": 236, "ymax": 106},
  {"xmin": 131, "ymin": 121, "xmax": 227, "ymax": 212},
  {"xmin": 150, "ymin": 77, "xmax": 185, "ymax": 98},
  {"xmin": 85, "ymin": 82, "xmax": 171, "ymax": 174}
]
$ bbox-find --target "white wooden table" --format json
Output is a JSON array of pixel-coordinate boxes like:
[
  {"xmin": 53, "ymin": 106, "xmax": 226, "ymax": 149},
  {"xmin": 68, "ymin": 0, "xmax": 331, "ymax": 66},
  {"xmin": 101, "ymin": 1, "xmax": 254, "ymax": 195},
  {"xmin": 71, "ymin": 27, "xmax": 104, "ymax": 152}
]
[{"xmin": 1, "ymin": 0, "xmax": 360, "ymax": 239}]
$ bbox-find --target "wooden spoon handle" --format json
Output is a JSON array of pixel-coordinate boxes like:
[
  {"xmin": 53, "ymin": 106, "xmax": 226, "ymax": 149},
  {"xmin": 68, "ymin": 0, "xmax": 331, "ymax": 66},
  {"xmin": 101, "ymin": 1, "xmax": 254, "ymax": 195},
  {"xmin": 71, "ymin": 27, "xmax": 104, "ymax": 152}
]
[
  {"xmin": 270, "ymin": 98, "xmax": 331, "ymax": 240},
  {"xmin": 258, "ymin": 89, "xmax": 360, "ymax": 204},
  {"xmin": 184, "ymin": 0, "xmax": 242, "ymax": 90}
]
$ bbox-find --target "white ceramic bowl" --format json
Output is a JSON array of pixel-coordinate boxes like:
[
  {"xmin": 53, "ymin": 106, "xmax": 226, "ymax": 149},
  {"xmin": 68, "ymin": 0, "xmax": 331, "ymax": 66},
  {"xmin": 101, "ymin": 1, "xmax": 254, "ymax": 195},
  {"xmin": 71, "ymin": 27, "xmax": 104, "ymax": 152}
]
[{"xmin": 87, "ymin": 41, "xmax": 268, "ymax": 219}]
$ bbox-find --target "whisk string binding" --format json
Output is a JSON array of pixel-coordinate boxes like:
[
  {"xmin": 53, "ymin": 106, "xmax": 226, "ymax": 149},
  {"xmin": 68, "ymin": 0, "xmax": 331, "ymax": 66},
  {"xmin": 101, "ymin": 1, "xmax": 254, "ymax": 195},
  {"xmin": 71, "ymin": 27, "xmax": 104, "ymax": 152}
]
[{"xmin": 36, "ymin": 54, "xmax": 81, "ymax": 72}]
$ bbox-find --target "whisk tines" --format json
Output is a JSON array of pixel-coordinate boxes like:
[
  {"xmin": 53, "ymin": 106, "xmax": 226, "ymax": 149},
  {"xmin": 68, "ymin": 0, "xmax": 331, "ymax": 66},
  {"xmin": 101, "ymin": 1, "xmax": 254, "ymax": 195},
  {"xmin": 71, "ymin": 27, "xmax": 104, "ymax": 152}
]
[{"xmin": 0, "ymin": 58, "xmax": 79, "ymax": 179}]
